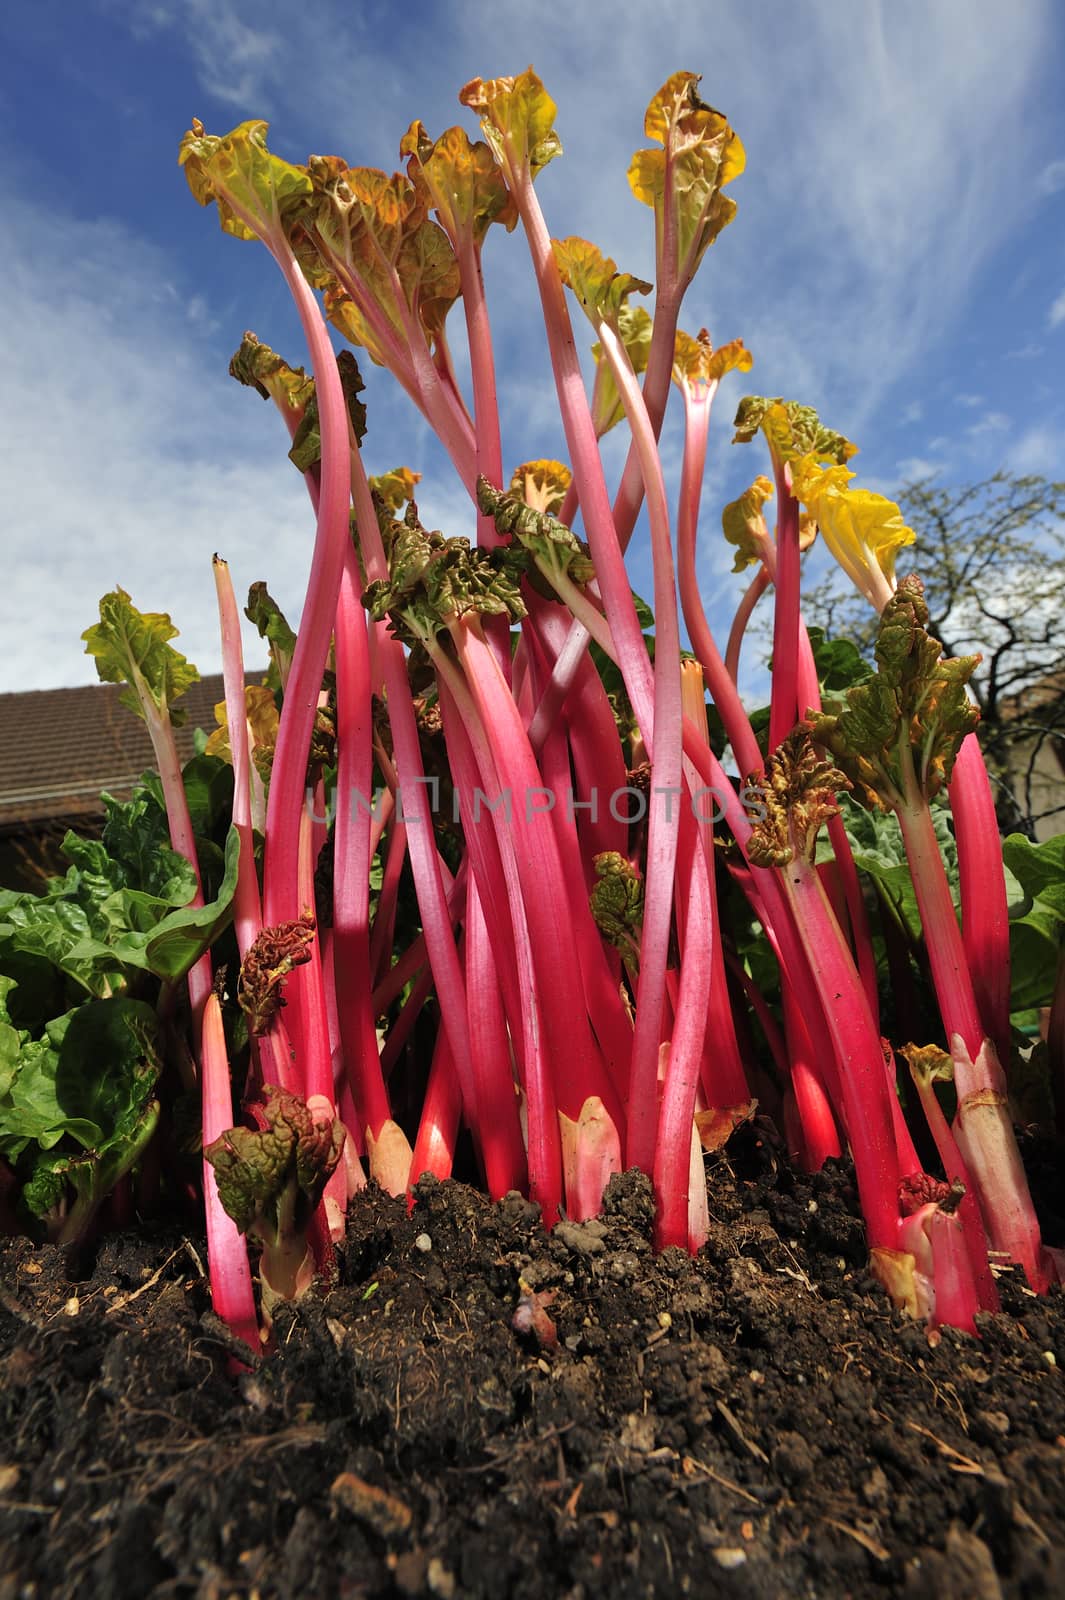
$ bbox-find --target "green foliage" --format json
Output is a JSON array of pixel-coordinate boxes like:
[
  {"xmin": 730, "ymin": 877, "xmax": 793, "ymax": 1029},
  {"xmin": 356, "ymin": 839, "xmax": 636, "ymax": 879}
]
[
  {"xmin": 1002, "ymin": 832, "xmax": 1065, "ymax": 1018},
  {"xmin": 0, "ymin": 988, "xmax": 161, "ymax": 1242}
]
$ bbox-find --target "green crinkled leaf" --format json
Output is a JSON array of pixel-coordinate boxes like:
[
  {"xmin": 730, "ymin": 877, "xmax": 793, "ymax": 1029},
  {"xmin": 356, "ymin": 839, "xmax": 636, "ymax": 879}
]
[
  {"xmin": 732, "ymin": 396, "xmax": 855, "ymax": 466},
  {"xmin": 205, "ymin": 1084, "xmax": 344, "ymax": 1246},
  {"xmin": 179, "ymin": 118, "xmax": 312, "ymax": 243},
  {"xmin": 82, "ymin": 588, "xmax": 199, "ymax": 726},
  {"xmin": 0, "ymin": 977, "xmax": 21, "ymax": 1100},
  {"xmin": 245, "ymin": 583, "xmax": 297, "ymax": 681},
  {"xmin": 810, "ymin": 577, "xmax": 980, "ymax": 808}
]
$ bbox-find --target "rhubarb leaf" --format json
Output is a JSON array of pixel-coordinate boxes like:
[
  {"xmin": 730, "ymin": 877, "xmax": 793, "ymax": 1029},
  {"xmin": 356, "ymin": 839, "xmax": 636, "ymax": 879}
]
[
  {"xmin": 552, "ymin": 237, "xmax": 651, "ymax": 330},
  {"xmin": 592, "ymin": 305, "xmax": 652, "ymax": 436},
  {"xmin": 179, "ymin": 119, "xmax": 312, "ymax": 245},
  {"xmin": 732, "ymin": 397, "xmax": 856, "ymax": 466},
  {"xmin": 229, "ymin": 332, "xmax": 314, "ymax": 413},
  {"xmin": 508, "ymin": 460, "xmax": 572, "ymax": 515},
  {"xmin": 401, "ymin": 121, "xmax": 518, "ymax": 244},
  {"xmin": 810, "ymin": 577, "xmax": 980, "ymax": 808},
  {"xmin": 672, "ymin": 328, "xmax": 752, "ymax": 391},
  {"xmin": 83, "ymin": 589, "xmax": 199, "ymax": 726},
  {"xmin": 627, "ymin": 72, "xmax": 744, "ymax": 286},
  {"xmin": 790, "ymin": 455, "xmax": 915, "ymax": 609},
  {"xmin": 721, "ymin": 475, "xmax": 774, "ymax": 573},
  {"xmin": 459, "ymin": 68, "xmax": 562, "ymax": 181},
  {"xmin": 747, "ymin": 730, "xmax": 850, "ymax": 866},
  {"xmin": 476, "ymin": 477, "xmax": 594, "ymax": 597}
]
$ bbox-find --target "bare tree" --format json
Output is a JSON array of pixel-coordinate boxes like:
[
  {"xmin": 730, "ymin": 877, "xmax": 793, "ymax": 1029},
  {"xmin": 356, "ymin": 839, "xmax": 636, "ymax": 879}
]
[{"xmin": 801, "ymin": 472, "xmax": 1065, "ymax": 836}]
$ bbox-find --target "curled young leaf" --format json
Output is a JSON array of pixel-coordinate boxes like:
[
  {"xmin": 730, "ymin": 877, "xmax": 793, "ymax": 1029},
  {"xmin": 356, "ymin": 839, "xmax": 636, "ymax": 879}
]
[
  {"xmin": 789, "ymin": 455, "xmax": 915, "ymax": 612},
  {"xmin": 370, "ymin": 466, "xmax": 423, "ymax": 512},
  {"xmin": 508, "ymin": 460, "xmax": 572, "ymax": 515},
  {"xmin": 459, "ymin": 68, "xmax": 563, "ymax": 182},
  {"xmin": 591, "ymin": 304, "xmax": 653, "ymax": 437},
  {"xmin": 810, "ymin": 576, "xmax": 981, "ymax": 807},
  {"xmin": 179, "ymin": 119, "xmax": 312, "ymax": 246},
  {"xmin": 590, "ymin": 851, "xmax": 644, "ymax": 963},
  {"xmin": 746, "ymin": 730, "xmax": 851, "ymax": 866},
  {"xmin": 238, "ymin": 914, "xmax": 316, "ymax": 1035},
  {"xmin": 672, "ymin": 328, "xmax": 752, "ymax": 391},
  {"xmin": 83, "ymin": 589, "xmax": 199, "ymax": 727},
  {"xmin": 732, "ymin": 397, "xmax": 856, "ymax": 466},
  {"xmin": 229, "ymin": 332, "xmax": 314, "ymax": 413},
  {"xmin": 553, "ymin": 237, "xmax": 652, "ymax": 331},
  {"xmin": 627, "ymin": 72, "xmax": 744, "ymax": 289},
  {"xmin": 401, "ymin": 120, "xmax": 518, "ymax": 245},
  {"xmin": 721, "ymin": 476, "xmax": 775, "ymax": 574}
]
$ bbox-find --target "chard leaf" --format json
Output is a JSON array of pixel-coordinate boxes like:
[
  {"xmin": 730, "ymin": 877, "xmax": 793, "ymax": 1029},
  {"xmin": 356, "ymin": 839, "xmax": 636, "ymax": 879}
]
[
  {"xmin": 459, "ymin": 68, "xmax": 563, "ymax": 181},
  {"xmin": 107, "ymin": 826, "xmax": 240, "ymax": 982},
  {"xmin": 82, "ymin": 588, "xmax": 199, "ymax": 726}
]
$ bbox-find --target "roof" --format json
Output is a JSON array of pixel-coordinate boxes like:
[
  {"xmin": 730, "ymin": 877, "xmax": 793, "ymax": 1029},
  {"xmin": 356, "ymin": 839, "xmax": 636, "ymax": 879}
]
[{"xmin": 0, "ymin": 676, "xmax": 227, "ymax": 832}]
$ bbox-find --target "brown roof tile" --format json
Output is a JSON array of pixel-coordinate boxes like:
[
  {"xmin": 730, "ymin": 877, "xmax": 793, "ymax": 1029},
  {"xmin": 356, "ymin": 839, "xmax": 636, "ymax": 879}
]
[{"xmin": 0, "ymin": 676, "xmax": 228, "ymax": 831}]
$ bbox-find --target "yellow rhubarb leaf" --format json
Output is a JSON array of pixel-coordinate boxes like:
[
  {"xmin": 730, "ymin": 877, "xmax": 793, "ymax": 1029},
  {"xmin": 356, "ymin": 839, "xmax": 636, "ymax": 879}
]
[
  {"xmin": 628, "ymin": 73, "xmax": 743, "ymax": 286},
  {"xmin": 721, "ymin": 476, "xmax": 775, "ymax": 573},
  {"xmin": 790, "ymin": 455, "xmax": 916, "ymax": 609},
  {"xmin": 591, "ymin": 303, "xmax": 652, "ymax": 436},
  {"xmin": 732, "ymin": 395, "xmax": 857, "ymax": 466},
  {"xmin": 672, "ymin": 328, "xmax": 752, "ymax": 390},
  {"xmin": 370, "ymin": 466, "xmax": 422, "ymax": 512},
  {"xmin": 459, "ymin": 68, "xmax": 562, "ymax": 181},
  {"xmin": 179, "ymin": 119, "xmax": 311, "ymax": 244},
  {"xmin": 228, "ymin": 332, "xmax": 314, "ymax": 415},
  {"xmin": 401, "ymin": 120, "xmax": 517, "ymax": 244},
  {"xmin": 509, "ymin": 459, "xmax": 572, "ymax": 515},
  {"xmin": 552, "ymin": 236, "xmax": 651, "ymax": 330}
]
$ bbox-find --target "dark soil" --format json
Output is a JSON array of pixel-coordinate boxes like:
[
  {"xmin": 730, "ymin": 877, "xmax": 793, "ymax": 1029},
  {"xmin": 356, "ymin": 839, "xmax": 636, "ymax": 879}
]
[{"xmin": 2, "ymin": 1128, "xmax": 1064, "ymax": 1600}]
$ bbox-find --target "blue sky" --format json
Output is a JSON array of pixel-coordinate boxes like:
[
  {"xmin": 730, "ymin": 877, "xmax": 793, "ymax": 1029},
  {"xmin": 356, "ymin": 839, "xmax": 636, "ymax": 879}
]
[{"xmin": 2, "ymin": 0, "xmax": 1064, "ymax": 693}]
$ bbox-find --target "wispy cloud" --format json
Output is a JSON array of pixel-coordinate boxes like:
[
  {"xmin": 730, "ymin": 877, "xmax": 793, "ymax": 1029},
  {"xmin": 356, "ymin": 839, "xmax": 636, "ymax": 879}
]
[
  {"xmin": 1049, "ymin": 287, "xmax": 1065, "ymax": 329},
  {"xmin": 117, "ymin": 0, "xmax": 1055, "ymax": 437},
  {"xmin": 1037, "ymin": 157, "xmax": 1065, "ymax": 196}
]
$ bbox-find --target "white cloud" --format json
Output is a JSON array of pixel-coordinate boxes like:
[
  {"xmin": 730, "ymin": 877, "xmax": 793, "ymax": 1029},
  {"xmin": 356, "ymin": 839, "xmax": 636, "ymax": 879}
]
[
  {"xmin": 115, "ymin": 0, "xmax": 1054, "ymax": 434},
  {"xmin": 897, "ymin": 455, "xmax": 947, "ymax": 482},
  {"xmin": 1049, "ymin": 287, "xmax": 1065, "ymax": 329},
  {"xmin": 1007, "ymin": 424, "xmax": 1065, "ymax": 476},
  {"xmin": 0, "ymin": 193, "xmax": 315, "ymax": 691},
  {"xmin": 967, "ymin": 410, "xmax": 1011, "ymax": 437},
  {"xmin": 1037, "ymin": 158, "xmax": 1065, "ymax": 196}
]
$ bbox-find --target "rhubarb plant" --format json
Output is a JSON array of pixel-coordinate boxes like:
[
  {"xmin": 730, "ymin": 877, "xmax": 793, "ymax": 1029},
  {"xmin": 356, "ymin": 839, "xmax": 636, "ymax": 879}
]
[{"xmin": 2, "ymin": 64, "xmax": 1059, "ymax": 1348}]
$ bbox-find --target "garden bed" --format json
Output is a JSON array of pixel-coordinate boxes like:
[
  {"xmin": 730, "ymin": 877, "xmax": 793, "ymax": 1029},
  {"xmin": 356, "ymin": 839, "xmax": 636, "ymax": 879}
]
[{"xmin": 2, "ymin": 1128, "xmax": 1063, "ymax": 1600}]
